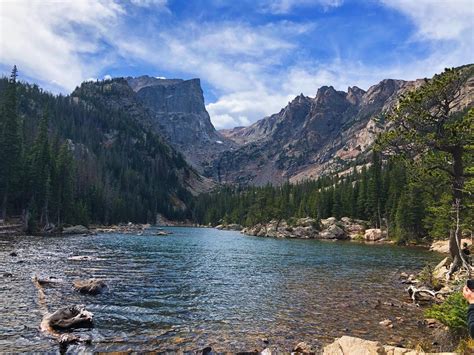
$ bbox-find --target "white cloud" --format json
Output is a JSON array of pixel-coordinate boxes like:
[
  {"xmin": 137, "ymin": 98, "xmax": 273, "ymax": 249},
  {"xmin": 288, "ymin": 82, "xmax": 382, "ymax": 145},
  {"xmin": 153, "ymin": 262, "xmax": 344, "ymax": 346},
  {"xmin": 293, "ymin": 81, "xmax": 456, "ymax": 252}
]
[
  {"xmin": 0, "ymin": 0, "xmax": 123, "ymax": 91},
  {"xmin": 1, "ymin": 0, "xmax": 472, "ymax": 130},
  {"xmin": 380, "ymin": 0, "xmax": 474, "ymax": 40},
  {"xmin": 262, "ymin": 0, "xmax": 343, "ymax": 14},
  {"xmin": 103, "ymin": 74, "xmax": 112, "ymax": 80},
  {"xmin": 129, "ymin": 0, "xmax": 168, "ymax": 8}
]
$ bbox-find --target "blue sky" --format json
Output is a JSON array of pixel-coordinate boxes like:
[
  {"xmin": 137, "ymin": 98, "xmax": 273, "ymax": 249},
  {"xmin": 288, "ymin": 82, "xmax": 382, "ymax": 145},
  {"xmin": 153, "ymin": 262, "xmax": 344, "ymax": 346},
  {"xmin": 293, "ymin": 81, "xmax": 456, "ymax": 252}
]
[{"xmin": 1, "ymin": 0, "xmax": 473, "ymax": 128}]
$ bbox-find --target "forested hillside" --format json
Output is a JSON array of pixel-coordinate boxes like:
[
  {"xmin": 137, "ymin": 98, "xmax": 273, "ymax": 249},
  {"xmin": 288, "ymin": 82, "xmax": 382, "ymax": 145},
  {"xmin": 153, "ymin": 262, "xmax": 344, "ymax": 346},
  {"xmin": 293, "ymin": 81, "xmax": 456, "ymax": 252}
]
[{"xmin": 0, "ymin": 68, "xmax": 200, "ymax": 232}]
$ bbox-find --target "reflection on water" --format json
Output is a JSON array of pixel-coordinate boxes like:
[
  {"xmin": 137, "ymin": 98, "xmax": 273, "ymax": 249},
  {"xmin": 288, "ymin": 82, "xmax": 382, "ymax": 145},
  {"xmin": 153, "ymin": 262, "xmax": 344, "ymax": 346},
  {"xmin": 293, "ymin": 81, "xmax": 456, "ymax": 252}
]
[{"xmin": 0, "ymin": 227, "xmax": 442, "ymax": 352}]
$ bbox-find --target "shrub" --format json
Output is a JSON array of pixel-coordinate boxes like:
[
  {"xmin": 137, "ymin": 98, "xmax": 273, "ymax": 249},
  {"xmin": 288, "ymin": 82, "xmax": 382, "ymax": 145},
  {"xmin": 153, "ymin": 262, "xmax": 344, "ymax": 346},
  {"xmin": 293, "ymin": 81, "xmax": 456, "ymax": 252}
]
[
  {"xmin": 425, "ymin": 292, "xmax": 468, "ymax": 336},
  {"xmin": 418, "ymin": 263, "xmax": 443, "ymax": 291}
]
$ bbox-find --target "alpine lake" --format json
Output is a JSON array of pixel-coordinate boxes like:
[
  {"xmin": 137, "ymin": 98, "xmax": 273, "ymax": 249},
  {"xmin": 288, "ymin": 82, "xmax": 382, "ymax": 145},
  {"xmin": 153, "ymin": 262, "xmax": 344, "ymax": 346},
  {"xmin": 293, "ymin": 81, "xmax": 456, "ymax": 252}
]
[{"xmin": 0, "ymin": 227, "xmax": 443, "ymax": 353}]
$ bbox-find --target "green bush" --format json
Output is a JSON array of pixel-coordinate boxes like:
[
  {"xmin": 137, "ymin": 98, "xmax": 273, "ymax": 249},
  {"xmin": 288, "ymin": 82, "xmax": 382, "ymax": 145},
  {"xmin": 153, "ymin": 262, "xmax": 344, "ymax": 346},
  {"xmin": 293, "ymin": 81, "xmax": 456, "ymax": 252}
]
[
  {"xmin": 425, "ymin": 292, "xmax": 468, "ymax": 336},
  {"xmin": 418, "ymin": 263, "xmax": 443, "ymax": 290}
]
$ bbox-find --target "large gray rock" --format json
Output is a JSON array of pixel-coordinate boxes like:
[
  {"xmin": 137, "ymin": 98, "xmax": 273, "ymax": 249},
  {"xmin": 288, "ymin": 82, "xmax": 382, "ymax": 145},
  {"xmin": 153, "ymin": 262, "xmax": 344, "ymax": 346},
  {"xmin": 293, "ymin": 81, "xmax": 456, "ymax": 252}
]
[
  {"xmin": 323, "ymin": 336, "xmax": 384, "ymax": 354},
  {"xmin": 320, "ymin": 224, "xmax": 347, "ymax": 240},
  {"xmin": 364, "ymin": 228, "xmax": 384, "ymax": 241},
  {"xmin": 430, "ymin": 239, "xmax": 471, "ymax": 253}
]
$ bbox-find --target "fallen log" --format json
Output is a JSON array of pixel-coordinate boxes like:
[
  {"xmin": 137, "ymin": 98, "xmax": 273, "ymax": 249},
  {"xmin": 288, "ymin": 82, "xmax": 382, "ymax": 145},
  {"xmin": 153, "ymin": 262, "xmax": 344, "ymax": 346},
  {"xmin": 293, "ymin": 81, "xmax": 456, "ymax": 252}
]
[
  {"xmin": 406, "ymin": 285, "xmax": 442, "ymax": 304},
  {"xmin": 32, "ymin": 275, "xmax": 94, "ymax": 352}
]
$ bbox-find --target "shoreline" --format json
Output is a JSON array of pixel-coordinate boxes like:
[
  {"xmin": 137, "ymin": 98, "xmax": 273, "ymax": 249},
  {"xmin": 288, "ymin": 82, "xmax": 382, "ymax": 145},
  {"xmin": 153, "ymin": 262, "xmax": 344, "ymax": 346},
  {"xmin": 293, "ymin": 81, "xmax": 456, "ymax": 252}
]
[{"xmin": 1, "ymin": 225, "xmax": 454, "ymax": 353}]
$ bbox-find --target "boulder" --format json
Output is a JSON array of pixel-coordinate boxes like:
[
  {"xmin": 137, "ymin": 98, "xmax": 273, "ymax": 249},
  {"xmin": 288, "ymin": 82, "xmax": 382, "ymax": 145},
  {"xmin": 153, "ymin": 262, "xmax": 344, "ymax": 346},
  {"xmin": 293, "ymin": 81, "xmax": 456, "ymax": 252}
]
[
  {"xmin": 227, "ymin": 223, "xmax": 243, "ymax": 231},
  {"xmin": 62, "ymin": 225, "xmax": 90, "ymax": 235},
  {"xmin": 432, "ymin": 257, "xmax": 450, "ymax": 280},
  {"xmin": 44, "ymin": 305, "xmax": 93, "ymax": 331},
  {"xmin": 430, "ymin": 239, "xmax": 471, "ymax": 254},
  {"xmin": 323, "ymin": 336, "xmax": 384, "ymax": 355},
  {"xmin": 320, "ymin": 224, "xmax": 347, "ymax": 240},
  {"xmin": 73, "ymin": 279, "xmax": 107, "ymax": 295},
  {"xmin": 340, "ymin": 217, "xmax": 366, "ymax": 238},
  {"xmin": 364, "ymin": 229, "xmax": 383, "ymax": 241},
  {"xmin": 321, "ymin": 217, "xmax": 337, "ymax": 227},
  {"xmin": 296, "ymin": 217, "xmax": 318, "ymax": 228}
]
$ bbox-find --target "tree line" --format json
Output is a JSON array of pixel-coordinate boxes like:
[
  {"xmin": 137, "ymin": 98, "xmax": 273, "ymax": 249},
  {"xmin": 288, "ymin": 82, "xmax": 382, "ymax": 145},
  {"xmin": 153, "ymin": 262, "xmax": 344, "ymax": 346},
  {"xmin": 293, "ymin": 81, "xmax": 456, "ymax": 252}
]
[{"xmin": 0, "ymin": 67, "xmax": 193, "ymax": 233}]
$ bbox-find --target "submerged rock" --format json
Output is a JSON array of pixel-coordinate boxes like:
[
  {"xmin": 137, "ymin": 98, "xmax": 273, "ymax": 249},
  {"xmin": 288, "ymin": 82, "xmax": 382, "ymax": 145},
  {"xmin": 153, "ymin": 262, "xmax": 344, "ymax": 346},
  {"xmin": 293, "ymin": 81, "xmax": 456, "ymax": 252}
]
[
  {"xmin": 44, "ymin": 305, "xmax": 93, "ymax": 331},
  {"xmin": 73, "ymin": 279, "xmax": 107, "ymax": 295}
]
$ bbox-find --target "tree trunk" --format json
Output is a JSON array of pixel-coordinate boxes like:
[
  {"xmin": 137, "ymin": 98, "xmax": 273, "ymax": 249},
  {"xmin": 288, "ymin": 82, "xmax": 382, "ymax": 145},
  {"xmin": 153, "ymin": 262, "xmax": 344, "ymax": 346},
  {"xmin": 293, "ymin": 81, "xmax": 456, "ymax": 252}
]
[
  {"xmin": 447, "ymin": 147, "xmax": 465, "ymax": 278},
  {"xmin": 1, "ymin": 186, "xmax": 8, "ymax": 223}
]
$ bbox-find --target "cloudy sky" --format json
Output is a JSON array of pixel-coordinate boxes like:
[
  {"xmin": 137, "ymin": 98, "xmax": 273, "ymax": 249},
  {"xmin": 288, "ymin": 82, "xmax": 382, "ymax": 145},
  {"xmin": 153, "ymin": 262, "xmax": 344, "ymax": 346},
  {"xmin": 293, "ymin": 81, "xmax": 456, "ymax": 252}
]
[{"xmin": 1, "ymin": 0, "xmax": 473, "ymax": 129}]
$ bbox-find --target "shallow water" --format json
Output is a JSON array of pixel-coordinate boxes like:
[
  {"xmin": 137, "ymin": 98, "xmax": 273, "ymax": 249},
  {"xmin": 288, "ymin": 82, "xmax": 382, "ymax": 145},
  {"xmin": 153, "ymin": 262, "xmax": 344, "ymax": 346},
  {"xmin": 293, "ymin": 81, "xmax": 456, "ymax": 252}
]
[{"xmin": 0, "ymin": 227, "xmax": 442, "ymax": 353}]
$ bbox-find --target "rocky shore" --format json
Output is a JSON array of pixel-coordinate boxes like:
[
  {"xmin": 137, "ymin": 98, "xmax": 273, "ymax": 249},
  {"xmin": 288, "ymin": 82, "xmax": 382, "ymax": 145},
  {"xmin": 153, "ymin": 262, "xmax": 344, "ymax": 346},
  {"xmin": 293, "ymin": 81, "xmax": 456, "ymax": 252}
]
[{"xmin": 238, "ymin": 216, "xmax": 388, "ymax": 243}]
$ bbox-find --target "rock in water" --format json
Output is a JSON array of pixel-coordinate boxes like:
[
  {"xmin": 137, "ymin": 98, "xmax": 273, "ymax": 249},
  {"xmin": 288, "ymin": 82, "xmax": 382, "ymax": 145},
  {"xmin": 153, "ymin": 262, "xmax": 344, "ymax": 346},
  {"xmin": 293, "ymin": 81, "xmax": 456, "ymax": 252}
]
[
  {"xmin": 46, "ymin": 306, "xmax": 93, "ymax": 330},
  {"xmin": 73, "ymin": 279, "xmax": 107, "ymax": 295}
]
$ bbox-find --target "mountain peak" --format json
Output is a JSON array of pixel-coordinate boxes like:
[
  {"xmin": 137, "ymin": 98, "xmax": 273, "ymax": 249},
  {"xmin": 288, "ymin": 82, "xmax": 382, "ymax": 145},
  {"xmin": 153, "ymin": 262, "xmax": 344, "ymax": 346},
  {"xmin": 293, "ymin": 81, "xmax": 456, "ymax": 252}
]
[{"xmin": 347, "ymin": 86, "xmax": 366, "ymax": 105}]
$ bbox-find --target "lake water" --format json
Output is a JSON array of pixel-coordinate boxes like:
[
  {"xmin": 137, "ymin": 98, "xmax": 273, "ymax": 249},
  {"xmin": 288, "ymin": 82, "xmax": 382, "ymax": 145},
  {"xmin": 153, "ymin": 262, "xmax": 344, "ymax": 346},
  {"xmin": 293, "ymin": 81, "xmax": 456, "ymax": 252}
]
[{"xmin": 0, "ymin": 227, "xmax": 442, "ymax": 353}]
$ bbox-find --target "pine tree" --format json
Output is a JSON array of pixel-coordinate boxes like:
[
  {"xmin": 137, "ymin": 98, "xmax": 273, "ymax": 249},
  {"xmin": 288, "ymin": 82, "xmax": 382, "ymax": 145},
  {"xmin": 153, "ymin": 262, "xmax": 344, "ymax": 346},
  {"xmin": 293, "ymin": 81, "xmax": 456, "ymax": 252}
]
[{"xmin": 0, "ymin": 66, "xmax": 21, "ymax": 221}]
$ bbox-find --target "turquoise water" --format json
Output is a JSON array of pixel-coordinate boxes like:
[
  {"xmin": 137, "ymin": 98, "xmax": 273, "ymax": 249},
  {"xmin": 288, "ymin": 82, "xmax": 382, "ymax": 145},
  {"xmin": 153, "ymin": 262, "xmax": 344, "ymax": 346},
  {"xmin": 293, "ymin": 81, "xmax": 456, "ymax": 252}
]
[{"xmin": 0, "ymin": 227, "xmax": 442, "ymax": 352}]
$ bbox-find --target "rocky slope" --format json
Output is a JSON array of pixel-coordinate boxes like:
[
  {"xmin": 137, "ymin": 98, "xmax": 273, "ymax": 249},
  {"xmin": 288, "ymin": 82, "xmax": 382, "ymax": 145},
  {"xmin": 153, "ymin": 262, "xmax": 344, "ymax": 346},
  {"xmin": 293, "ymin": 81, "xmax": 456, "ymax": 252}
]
[
  {"xmin": 71, "ymin": 78, "xmax": 215, "ymax": 197},
  {"xmin": 127, "ymin": 76, "xmax": 236, "ymax": 173},
  {"xmin": 217, "ymin": 67, "xmax": 474, "ymax": 185}
]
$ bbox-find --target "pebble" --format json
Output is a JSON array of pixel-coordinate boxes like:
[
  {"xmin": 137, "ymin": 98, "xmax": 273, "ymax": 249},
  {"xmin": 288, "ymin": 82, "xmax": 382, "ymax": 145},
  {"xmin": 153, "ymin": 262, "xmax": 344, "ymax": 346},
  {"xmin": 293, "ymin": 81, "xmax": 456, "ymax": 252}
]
[
  {"xmin": 379, "ymin": 319, "xmax": 393, "ymax": 328},
  {"xmin": 9, "ymin": 251, "xmax": 17, "ymax": 257}
]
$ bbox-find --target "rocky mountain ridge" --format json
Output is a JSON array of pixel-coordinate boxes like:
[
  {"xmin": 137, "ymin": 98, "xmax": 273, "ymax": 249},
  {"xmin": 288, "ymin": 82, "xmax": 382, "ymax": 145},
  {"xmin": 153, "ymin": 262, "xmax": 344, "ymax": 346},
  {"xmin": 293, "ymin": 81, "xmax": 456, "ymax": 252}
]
[
  {"xmin": 216, "ymin": 68, "xmax": 473, "ymax": 185},
  {"xmin": 126, "ymin": 76, "xmax": 236, "ymax": 173},
  {"xmin": 69, "ymin": 65, "xmax": 473, "ymax": 189}
]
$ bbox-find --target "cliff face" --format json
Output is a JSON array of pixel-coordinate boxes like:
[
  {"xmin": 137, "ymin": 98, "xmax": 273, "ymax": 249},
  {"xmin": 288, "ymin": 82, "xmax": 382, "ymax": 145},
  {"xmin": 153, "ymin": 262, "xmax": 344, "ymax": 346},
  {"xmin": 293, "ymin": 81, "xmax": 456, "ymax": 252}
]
[
  {"xmin": 217, "ymin": 69, "xmax": 474, "ymax": 185},
  {"xmin": 126, "ymin": 76, "xmax": 236, "ymax": 173},
  {"xmin": 71, "ymin": 78, "xmax": 215, "ymax": 197}
]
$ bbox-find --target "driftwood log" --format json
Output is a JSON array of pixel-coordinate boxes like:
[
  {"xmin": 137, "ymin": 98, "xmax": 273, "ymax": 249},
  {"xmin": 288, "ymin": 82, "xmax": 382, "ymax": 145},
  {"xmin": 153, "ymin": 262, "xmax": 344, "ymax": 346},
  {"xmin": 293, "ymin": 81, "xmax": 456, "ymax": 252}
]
[
  {"xmin": 32, "ymin": 275, "xmax": 94, "ymax": 352},
  {"xmin": 406, "ymin": 285, "xmax": 443, "ymax": 304}
]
